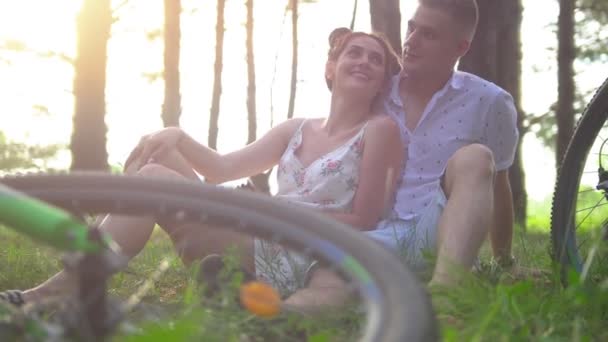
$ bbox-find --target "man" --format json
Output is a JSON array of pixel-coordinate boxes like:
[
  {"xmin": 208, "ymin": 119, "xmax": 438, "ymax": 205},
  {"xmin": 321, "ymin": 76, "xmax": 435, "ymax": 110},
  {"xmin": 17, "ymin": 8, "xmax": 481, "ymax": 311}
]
[{"xmin": 368, "ymin": 0, "xmax": 519, "ymax": 285}]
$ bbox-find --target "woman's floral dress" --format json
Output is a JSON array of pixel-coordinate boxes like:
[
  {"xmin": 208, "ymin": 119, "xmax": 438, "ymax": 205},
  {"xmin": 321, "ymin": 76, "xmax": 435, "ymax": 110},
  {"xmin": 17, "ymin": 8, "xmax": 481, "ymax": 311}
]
[{"xmin": 254, "ymin": 119, "xmax": 368, "ymax": 296}]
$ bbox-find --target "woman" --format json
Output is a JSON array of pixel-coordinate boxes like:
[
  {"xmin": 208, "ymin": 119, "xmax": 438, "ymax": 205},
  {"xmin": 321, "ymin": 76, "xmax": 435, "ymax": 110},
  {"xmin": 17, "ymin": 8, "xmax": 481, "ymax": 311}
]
[{"xmin": 1, "ymin": 28, "xmax": 404, "ymax": 311}]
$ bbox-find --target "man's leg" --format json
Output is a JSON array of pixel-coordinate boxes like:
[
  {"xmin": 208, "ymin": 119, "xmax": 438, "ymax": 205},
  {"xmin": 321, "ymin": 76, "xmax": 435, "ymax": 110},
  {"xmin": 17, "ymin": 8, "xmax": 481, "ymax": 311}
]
[
  {"xmin": 431, "ymin": 144, "xmax": 496, "ymax": 285},
  {"xmin": 282, "ymin": 267, "xmax": 351, "ymax": 313}
]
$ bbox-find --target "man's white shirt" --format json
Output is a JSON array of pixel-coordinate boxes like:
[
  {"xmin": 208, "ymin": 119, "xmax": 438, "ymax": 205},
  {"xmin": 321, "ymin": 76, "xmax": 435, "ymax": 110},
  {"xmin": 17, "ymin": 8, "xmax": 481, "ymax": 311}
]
[{"xmin": 384, "ymin": 71, "xmax": 519, "ymax": 222}]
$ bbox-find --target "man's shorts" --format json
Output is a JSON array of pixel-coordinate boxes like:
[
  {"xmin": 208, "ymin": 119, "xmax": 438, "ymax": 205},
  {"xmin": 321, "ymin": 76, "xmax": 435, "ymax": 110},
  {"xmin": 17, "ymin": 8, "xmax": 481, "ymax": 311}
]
[{"xmin": 365, "ymin": 187, "xmax": 447, "ymax": 271}]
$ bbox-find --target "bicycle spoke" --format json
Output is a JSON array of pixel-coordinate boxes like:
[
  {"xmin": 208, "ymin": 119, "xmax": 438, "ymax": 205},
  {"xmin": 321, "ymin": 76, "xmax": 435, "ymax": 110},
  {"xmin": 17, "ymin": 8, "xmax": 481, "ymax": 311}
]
[
  {"xmin": 575, "ymin": 197, "xmax": 608, "ymax": 217},
  {"xmin": 579, "ymin": 188, "xmax": 600, "ymax": 194},
  {"xmin": 577, "ymin": 218, "xmax": 608, "ymax": 252}
]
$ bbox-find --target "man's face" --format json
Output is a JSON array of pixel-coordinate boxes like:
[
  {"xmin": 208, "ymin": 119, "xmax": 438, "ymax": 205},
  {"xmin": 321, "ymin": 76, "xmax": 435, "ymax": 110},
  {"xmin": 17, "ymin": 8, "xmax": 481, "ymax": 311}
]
[{"xmin": 402, "ymin": 5, "xmax": 468, "ymax": 79}]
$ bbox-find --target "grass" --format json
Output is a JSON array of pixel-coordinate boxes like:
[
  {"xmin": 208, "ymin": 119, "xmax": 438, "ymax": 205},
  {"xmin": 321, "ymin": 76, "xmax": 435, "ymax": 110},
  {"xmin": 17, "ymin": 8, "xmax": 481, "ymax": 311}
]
[{"xmin": 0, "ymin": 198, "xmax": 607, "ymax": 341}]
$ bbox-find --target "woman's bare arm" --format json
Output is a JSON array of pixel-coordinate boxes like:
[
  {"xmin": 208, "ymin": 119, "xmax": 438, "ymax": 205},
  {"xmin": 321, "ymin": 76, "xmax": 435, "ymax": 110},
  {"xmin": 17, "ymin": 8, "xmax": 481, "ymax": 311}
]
[{"xmin": 176, "ymin": 118, "xmax": 304, "ymax": 184}]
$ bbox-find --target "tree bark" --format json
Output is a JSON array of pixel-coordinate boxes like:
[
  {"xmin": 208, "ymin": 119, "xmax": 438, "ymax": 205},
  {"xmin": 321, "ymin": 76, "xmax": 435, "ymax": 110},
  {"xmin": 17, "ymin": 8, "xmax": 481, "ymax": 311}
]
[
  {"xmin": 246, "ymin": 0, "xmax": 257, "ymax": 143},
  {"xmin": 286, "ymin": 0, "xmax": 298, "ymax": 120},
  {"xmin": 556, "ymin": 0, "xmax": 576, "ymax": 166},
  {"xmin": 459, "ymin": 0, "xmax": 527, "ymax": 227},
  {"xmin": 161, "ymin": 0, "xmax": 182, "ymax": 127},
  {"xmin": 350, "ymin": 0, "xmax": 358, "ymax": 30},
  {"xmin": 245, "ymin": 0, "xmax": 271, "ymax": 192},
  {"xmin": 499, "ymin": 1, "xmax": 526, "ymax": 228},
  {"xmin": 369, "ymin": 0, "xmax": 401, "ymax": 56},
  {"xmin": 70, "ymin": 0, "xmax": 111, "ymax": 171},
  {"xmin": 208, "ymin": 0, "xmax": 226, "ymax": 149}
]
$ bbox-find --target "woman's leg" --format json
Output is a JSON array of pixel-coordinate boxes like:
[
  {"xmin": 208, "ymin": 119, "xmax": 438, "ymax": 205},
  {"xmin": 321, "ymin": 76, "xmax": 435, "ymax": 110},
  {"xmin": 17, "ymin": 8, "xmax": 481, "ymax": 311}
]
[
  {"xmin": 21, "ymin": 149, "xmax": 253, "ymax": 302},
  {"xmin": 22, "ymin": 159, "xmax": 167, "ymax": 302},
  {"xmin": 148, "ymin": 149, "xmax": 255, "ymax": 272}
]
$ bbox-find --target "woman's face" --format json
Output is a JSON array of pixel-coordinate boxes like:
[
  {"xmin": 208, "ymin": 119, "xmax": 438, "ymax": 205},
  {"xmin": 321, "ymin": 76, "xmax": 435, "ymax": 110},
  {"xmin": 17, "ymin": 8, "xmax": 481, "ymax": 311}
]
[{"xmin": 326, "ymin": 35, "xmax": 387, "ymax": 98}]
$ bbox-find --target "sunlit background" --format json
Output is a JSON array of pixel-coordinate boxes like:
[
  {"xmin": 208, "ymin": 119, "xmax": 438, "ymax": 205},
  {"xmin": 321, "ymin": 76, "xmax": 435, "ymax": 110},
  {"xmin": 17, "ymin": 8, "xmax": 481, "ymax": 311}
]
[{"xmin": 0, "ymin": 0, "xmax": 605, "ymax": 200}]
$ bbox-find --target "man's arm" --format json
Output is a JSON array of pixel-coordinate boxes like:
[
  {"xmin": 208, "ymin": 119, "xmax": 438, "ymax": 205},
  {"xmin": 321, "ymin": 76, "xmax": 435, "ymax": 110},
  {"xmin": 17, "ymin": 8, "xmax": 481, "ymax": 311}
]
[
  {"xmin": 490, "ymin": 169, "xmax": 515, "ymax": 264},
  {"xmin": 484, "ymin": 88, "xmax": 519, "ymax": 266}
]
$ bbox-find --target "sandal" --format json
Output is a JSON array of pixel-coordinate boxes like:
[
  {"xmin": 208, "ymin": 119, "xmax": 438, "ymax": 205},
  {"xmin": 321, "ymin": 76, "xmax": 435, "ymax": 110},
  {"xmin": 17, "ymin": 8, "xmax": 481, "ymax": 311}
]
[{"xmin": 0, "ymin": 290, "xmax": 25, "ymax": 307}]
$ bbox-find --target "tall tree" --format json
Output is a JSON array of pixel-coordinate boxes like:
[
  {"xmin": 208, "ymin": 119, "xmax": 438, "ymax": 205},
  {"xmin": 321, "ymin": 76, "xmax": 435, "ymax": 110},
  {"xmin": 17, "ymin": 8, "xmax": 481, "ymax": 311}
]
[
  {"xmin": 458, "ymin": 0, "xmax": 526, "ymax": 226},
  {"xmin": 369, "ymin": 0, "xmax": 401, "ymax": 56},
  {"xmin": 246, "ymin": 0, "xmax": 257, "ymax": 143},
  {"xmin": 350, "ymin": 0, "xmax": 358, "ymax": 30},
  {"xmin": 208, "ymin": 0, "xmax": 226, "ymax": 149},
  {"xmin": 244, "ymin": 0, "xmax": 271, "ymax": 192},
  {"xmin": 70, "ymin": 0, "xmax": 111, "ymax": 171},
  {"xmin": 286, "ymin": 0, "xmax": 298, "ymax": 119},
  {"xmin": 162, "ymin": 0, "xmax": 182, "ymax": 127},
  {"xmin": 556, "ymin": 0, "xmax": 575, "ymax": 165}
]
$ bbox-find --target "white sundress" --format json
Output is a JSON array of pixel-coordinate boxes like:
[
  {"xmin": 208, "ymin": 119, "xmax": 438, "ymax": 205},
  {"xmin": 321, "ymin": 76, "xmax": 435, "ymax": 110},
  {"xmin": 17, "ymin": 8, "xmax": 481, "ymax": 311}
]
[{"xmin": 254, "ymin": 119, "xmax": 368, "ymax": 296}]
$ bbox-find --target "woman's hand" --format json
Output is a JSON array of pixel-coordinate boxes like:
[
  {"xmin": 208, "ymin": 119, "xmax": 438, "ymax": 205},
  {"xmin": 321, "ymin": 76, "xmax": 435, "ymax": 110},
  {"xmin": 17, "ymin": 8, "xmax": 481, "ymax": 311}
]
[{"xmin": 125, "ymin": 127, "xmax": 184, "ymax": 170}]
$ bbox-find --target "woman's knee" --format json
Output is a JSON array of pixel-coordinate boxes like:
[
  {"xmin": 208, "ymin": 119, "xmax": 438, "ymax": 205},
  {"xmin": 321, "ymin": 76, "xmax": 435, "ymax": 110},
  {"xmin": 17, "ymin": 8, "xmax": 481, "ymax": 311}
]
[
  {"xmin": 151, "ymin": 149, "xmax": 199, "ymax": 180},
  {"xmin": 137, "ymin": 163, "xmax": 183, "ymax": 179}
]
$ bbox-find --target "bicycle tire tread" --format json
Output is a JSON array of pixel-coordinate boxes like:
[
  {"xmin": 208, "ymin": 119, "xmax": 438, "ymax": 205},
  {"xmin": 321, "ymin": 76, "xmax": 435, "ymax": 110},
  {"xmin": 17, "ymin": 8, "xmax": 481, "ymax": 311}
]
[{"xmin": 550, "ymin": 76, "xmax": 608, "ymax": 282}]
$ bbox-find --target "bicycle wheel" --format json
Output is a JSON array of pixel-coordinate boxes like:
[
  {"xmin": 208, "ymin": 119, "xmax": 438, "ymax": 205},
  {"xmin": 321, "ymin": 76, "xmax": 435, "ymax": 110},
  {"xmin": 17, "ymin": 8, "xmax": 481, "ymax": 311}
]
[
  {"xmin": 1, "ymin": 172, "xmax": 438, "ymax": 342},
  {"xmin": 551, "ymin": 77, "xmax": 608, "ymax": 284}
]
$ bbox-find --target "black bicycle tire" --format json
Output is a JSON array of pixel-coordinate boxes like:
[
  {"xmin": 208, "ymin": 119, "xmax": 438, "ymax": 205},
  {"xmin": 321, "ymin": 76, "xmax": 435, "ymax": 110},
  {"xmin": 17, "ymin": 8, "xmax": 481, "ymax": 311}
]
[
  {"xmin": 1, "ymin": 172, "xmax": 438, "ymax": 342},
  {"xmin": 550, "ymin": 76, "xmax": 608, "ymax": 284}
]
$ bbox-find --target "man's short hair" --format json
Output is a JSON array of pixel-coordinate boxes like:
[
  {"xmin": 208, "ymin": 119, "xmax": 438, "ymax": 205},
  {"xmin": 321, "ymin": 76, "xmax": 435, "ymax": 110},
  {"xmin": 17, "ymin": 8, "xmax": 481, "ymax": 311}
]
[{"xmin": 419, "ymin": 0, "xmax": 479, "ymax": 41}]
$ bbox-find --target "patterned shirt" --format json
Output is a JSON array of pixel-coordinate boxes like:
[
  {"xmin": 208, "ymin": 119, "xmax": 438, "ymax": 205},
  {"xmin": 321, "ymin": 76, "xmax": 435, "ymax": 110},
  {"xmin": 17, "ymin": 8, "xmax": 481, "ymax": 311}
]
[{"xmin": 384, "ymin": 71, "xmax": 519, "ymax": 222}]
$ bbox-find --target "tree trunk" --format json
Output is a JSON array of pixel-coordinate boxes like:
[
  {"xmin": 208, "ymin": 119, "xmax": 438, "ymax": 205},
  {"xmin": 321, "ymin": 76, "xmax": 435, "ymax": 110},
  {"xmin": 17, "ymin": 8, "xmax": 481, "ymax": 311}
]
[
  {"xmin": 350, "ymin": 0, "xmax": 358, "ymax": 30},
  {"xmin": 369, "ymin": 0, "xmax": 401, "ymax": 56},
  {"xmin": 70, "ymin": 0, "xmax": 111, "ymax": 171},
  {"xmin": 162, "ymin": 0, "xmax": 182, "ymax": 127},
  {"xmin": 459, "ymin": 0, "xmax": 527, "ymax": 227},
  {"xmin": 499, "ymin": 1, "xmax": 526, "ymax": 228},
  {"xmin": 286, "ymin": 0, "xmax": 298, "ymax": 119},
  {"xmin": 556, "ymin": 0, "xmax": 576, "ymax": 166},
  {"xmin": 208, "ymin": 0, "xmax": 226, "ymax": 149},
  {"xmin": 246, "ymin": 0, "xmax": 257, "ymax": 143},
  {"xmin": 458, "ymin": 1, "xmax": 497, "ymax": 80}
]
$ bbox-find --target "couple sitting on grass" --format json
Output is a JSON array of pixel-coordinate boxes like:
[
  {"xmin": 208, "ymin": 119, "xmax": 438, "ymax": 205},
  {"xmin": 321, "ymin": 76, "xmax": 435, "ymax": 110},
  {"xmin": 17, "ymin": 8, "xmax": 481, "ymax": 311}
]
[{"xmin": 1, "ymin": 0, "xmax": 519, "ymax": 314}]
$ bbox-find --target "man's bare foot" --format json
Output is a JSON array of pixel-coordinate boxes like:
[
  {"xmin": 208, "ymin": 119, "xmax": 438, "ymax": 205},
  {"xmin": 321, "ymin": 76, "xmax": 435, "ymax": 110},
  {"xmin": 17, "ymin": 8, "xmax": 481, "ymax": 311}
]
[{"xmin": 501, "ymin": 264, "xmax": 549, "ymax": 283}]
